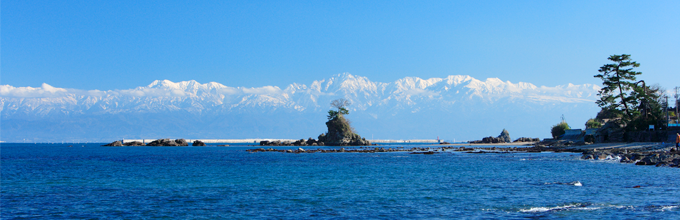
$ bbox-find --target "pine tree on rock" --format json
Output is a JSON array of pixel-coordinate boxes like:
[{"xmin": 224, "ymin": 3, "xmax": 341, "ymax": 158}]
[{"xmin": 318, "ymin": 99, "xmax": 370, "ymax": 146}]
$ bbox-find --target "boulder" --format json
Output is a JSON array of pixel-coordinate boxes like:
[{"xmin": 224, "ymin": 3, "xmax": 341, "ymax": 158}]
[
  {"xmin": 513, "ymin": 137, "xmax": 540, "ymax": 142},
  {"xmin": 192, "ymin": 140, "xmax": 206, "ymax": 146},
  {"xmin": 293, "ymin": 139, "xmax": 307, "ymax": 146},
  {"xmin": 124, "ymin": 141, "xmax": 145, "ymax": 146},
  {"xmin": 636, "ymin": 154, "xmax": 661, "ymax": 165},
  {"xmin": 175, "ymin": 139, "xmax": 189, "ymax": 146},
  {"xmin": 146, "ymin": 138, "xmax": 189, "ymax": 146},
  {"xmin": 620, "ymin": 155, "xmax": 634, "ymax": 163},
  {"xmin": 103, "ymin": 140, "xmax": 123, "ymax": 146}
]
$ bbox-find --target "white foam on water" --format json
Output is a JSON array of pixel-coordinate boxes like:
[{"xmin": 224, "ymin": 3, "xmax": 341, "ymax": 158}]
[
  {"xmin": 660, "ymin": 205, "xmax": 679, "ymax": 211},
  {"xmin": 571, "ymin": 206, "xmax": 601, "ymax": 211},
  {"xmin": 520, "ymin": 203, "xmax": 607, "ymax": 213},
  {"xmin": 587, "ymin": 155, "xmax": 622, "ymax": 163},
  {"xmin": 520, "ymin": 203, "xmax": 649, "ymax": 213},
  {"xmin": 543, "ymin": 181, "xmax": 582, "ymax": 186},
  {"xmin": 605, "ymin": 155, "xmax": 621, "ymax": 161},
  {"xmin": 520, "ymin": 204, "xmax": 580, "ymax": 213}
]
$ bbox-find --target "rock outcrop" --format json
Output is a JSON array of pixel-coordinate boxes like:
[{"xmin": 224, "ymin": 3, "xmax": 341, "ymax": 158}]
[
  {"xmin": 192, "ymin": 140, "xmax": 206, "ymax": 146},
  {"xmin": 469, "ymin": 129, "xmax": 512, "ymax": 144},
  {"xmin": 124, "ymin": 141, "xmax": 145, "ymax": 146},
  {"xmin": 498, "ymin": 129, "xmax": 511, "ymax": 143},
  {"xmin": 146, "ymin": 138, "xmax": 189, "ymax": 146},
  {"xmin": 260, "ymin": 138, "xmax": 325, "ymax": 146},
  {"xmin": 103, "ymin": 140, "xmax": 123, "ymax": 146},
  {"xmin": 103, "ymin": 140, "xmax": 145, "ymax": 146},
  {"xmin": 513, "ymin": 137, "xmax": 540, "ymax": 142},
  {"xmin": 581, "ymin": 149, "xmax": 680, "ymax": 167},
  {"xmin": 317, "ymin": 114, "xmax": 370, "ymax": 146}
]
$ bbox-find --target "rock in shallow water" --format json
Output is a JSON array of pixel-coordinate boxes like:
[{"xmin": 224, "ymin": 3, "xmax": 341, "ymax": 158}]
[
  {"xmin": 103, "ymin": 140, "xmax": 123, "ymax": 146},
  {"xmin": 146, "ymin": 139, "xmax": 189, "ymax": 146}
]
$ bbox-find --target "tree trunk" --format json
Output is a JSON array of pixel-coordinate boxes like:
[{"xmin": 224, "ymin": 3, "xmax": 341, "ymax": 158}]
[{"xmin": 615, "ymin": 66, "xmax": 632, "ymax": 118}]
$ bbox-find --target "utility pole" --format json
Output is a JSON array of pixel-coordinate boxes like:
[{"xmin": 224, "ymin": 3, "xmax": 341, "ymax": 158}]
[
  {"xmin": 675, "ymin": 87, "xmax": 679, "ymax": 125},
  {"xmin": 665, "ymin": 95, "xmax": 669, "ymax": 128}
]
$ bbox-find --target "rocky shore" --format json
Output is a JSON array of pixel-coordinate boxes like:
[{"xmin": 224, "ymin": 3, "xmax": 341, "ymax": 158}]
[
  {"xmin": 246, "ymin": 145, "xmax": 582, "ymax": 154},
  {"xmin": 579, "ymin": 143, "xmax": 680, "ymax": 167},
  {"xmin": 247, "ymin": 141, "xmax": 680, "ymax": 168}
]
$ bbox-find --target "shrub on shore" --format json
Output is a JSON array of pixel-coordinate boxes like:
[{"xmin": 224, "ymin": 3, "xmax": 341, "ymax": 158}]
[
  {"xmin": 585, "ymin": 118, "xmax": 602, "ymax": 129},
  {"xmin": 551, "ymin": 122, "xmax": 570, "ymax": 139}
]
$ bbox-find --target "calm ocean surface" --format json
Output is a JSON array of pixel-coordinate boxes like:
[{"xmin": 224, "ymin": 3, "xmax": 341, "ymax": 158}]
[{"xmin": 2, "ymin": 143, "xmax": 679, "ymax": 219}]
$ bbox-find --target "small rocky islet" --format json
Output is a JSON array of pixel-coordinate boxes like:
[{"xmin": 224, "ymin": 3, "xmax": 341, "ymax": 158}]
[
  {"xmin": 260, "ymin": 113, "xmax": 371, "ymax": 147},
  {"xmin": 103, "ymin": 139, "xmax": 206, "ymax": 147}
]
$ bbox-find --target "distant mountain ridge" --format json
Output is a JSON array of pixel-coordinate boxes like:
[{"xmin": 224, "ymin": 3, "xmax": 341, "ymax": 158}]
[{"xmin": 0, "ymin": 73, "xmax": 601, "ymax": 142}]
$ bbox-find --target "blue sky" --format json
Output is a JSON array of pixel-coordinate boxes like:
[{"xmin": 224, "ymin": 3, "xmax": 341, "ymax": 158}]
[{"xmin": 3, "ymin": 0, "xmax": 679, "ymax": 92}]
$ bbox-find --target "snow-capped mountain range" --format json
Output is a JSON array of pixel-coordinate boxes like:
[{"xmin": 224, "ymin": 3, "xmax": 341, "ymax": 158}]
[{"xmin": 0, "ymin": 73, "xmax": 601, "ymax": 142}]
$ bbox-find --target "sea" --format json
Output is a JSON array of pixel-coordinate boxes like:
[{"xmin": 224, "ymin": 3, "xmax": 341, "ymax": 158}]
[{"xmin": 2, "ymin": 143, "xmax": 679, "ymax": 219}]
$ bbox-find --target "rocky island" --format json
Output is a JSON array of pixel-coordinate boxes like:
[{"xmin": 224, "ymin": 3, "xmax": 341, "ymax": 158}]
[
  {"xmin": 469, "ymin": 129, "xmax": 539, "ymax": 144},
  {"xmin": 260, "ymin": 99, "xmax": 371, "ymax": 147},
  {"xmin": 103, "ymin": 138, "xmax": 206, "ymax": 147}
]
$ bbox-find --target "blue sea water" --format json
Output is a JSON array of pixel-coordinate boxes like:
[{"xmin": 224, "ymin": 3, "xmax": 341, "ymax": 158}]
[{"xmin": 2, "ymin": 143, "xmax": 680, "ymax": 219}]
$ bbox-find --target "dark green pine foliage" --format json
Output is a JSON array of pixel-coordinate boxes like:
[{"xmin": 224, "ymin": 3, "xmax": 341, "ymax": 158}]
[
  {"xmin": 327, "ymin": 107, "xmax": 349, "ymax": 120},
  {"xmin": 594, "ymin": 54, "xmax": 643, "ymax": 120}
]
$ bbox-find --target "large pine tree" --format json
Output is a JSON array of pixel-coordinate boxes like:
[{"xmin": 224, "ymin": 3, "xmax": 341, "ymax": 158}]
[{"xmin": 594, "ymin": 54, "xmax": 643, "ymax": 120}]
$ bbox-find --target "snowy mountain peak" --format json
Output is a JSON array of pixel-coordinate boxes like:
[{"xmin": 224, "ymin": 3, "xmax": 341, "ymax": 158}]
[
  {"xmin": 1, "ymin": 73, "xmax": 600, "ymax": 115},
  {"xmin": 1, "ymin": 73, "xmax": 602, "ymax": 142}
]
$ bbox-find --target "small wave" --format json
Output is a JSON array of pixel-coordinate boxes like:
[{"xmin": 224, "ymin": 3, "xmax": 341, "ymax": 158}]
[
  {"xmin": 604, "ymin": 155, "xmax": 621, "ymax": 161},
  {"xmin": 586, "ymin": 155, "xmax": 622, "ymax": 163},
  {"xmin": 660, "ymin": 205, "xmax": 678, "ymax": 211},
  {"xmin": 520, "ymin": 204, "xmax": 589, "ymax": 213},
  {"xmin": 520, "ymin": 204, "xmax": 674, "ymax": 213},
  {"xmin": 544, "ymin": 181, "xmax": 582, "ymax": 186},
  {"xmin": 519, "ymin": 203, "xmax": 602, "ymax": 213}
]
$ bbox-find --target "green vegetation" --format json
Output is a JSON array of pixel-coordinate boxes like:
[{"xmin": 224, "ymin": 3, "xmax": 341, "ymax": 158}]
[
  {"xmin": 327, "ymin": 98, "xmax": 350, "ymax": 120},
  {"xmin": 594, "ymin": 54, "xmax": 642, "ymax": 120},
  {"xmin": 593, "ymin": 54, "xmax": 667, "ymax": 131},
  {"xmin": 585, "ymin": 118, "xmax": 602, "ymax": 129},
  {"xmin": 595, "ymin": 108, "xmax": 623, "ymax": 121},
  {"xmin": 551, "ymin": 122, "xmax": 570, "ymax": 139}
]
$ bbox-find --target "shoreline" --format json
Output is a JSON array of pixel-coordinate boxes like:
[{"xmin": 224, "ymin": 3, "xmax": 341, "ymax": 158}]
[
  {"xmin": 435, "ymin": 142, "xmax": 537, "ymax": 147},
  {"xmin": 245, "ymin": 141, "xmax": 680, "ymax": 168}
]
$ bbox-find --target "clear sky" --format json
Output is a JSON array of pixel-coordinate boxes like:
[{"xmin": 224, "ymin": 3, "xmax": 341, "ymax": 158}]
[{"xmin": 2, "ymin": 0, "xmax": 679, "ymax": 93}]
